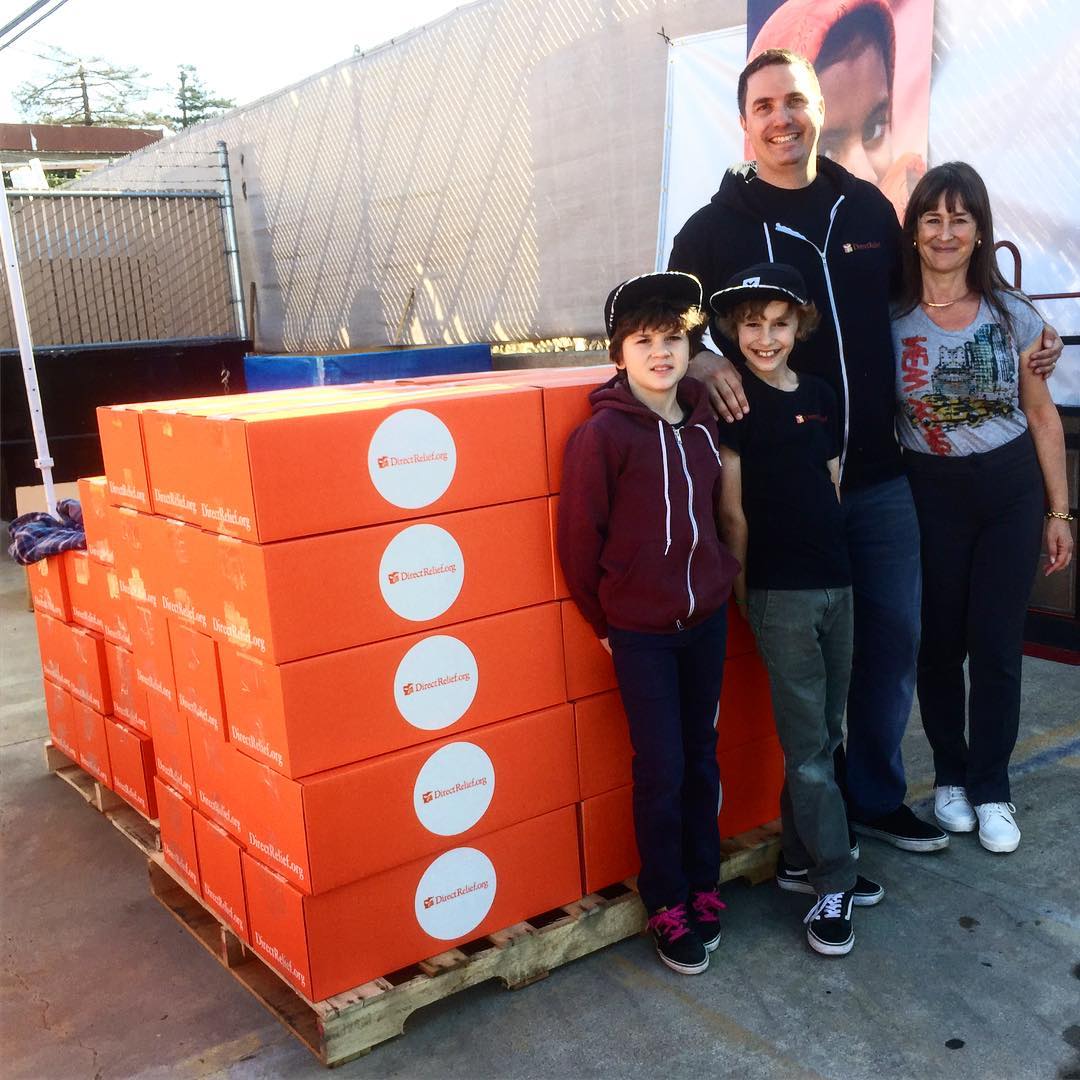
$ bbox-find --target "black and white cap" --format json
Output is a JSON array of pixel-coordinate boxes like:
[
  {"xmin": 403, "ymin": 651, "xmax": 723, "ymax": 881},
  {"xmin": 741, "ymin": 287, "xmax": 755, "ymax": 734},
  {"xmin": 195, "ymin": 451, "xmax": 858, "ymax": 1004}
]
[
  {"xmin": 709, "ymin": 263, "xmax": 809, "ymax": 314},
  {"xmin": 604, "ymin": 271, "xmax": 703, "ymax": 335}
]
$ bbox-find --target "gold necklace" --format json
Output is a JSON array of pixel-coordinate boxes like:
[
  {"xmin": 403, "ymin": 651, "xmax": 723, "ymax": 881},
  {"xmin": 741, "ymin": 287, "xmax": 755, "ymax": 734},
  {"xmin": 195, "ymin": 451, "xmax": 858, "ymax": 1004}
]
[{"xmin": 921, "ymin": 291, "xmax": 972, "ymax": 309}]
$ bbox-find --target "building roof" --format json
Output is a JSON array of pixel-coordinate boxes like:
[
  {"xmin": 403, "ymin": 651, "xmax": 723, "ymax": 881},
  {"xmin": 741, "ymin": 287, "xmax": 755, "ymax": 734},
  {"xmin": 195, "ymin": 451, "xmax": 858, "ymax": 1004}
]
[{"xmin": 0, "ymin": 123, "xmax": 163, "ymax": 154}]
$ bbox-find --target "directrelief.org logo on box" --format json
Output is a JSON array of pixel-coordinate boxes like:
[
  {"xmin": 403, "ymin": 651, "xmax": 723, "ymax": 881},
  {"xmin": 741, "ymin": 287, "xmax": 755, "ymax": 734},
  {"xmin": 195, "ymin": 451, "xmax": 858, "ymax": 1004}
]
[
  {"xmin": 379, "ymin": 524, "xmax": 465, "ymax": 621},
  {"xmin": 368, "ymin": 409, "xmax": 457, "ymax": 509},
  {"xmin": 394, "ymin": 635, "xmax": 479, "ymax": 729},
  {"xmin": 413, "ymin": 742, "xmax": 495, "ymax": 836},
  {"xmin": 414, "ymin": 847, "xmax": 497, "ymax": 939}
]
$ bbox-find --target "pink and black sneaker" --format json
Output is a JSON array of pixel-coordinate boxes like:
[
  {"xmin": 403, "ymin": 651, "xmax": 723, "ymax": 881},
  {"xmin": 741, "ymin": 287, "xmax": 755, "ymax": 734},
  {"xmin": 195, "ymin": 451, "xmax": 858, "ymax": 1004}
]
[
  {"xmin": 688, "ymin": 888, "xmax": 725, "ymax": 951},
  {"xmin": 647, "ymin": 903, "xmax": 709, "ymax": 974}
]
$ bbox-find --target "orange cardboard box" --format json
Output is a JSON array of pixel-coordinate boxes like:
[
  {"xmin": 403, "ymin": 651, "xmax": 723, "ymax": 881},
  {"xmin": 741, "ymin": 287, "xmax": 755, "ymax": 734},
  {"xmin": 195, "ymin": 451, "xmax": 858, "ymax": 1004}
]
[
  {"xmin": 109, "ymin": 506, "xmax": 167, "ymax": 605},
  {"xmin": 549, "ymin": 497, "xmax": 568, "ymax": 599},
  {"xmin": 100, "ymin": 565, "xmax": 133, "ymax": 649},
  {"xmin": 43, "ymin": 678, "xmax": 79, "ymax": 763},
  {"xmin": 188, "ymin": 721, "xmax": 244, "ymax": 841},
  {"xmin": 104, "ymin": 716, "xmax": 157, "ymax": 818},
  {"xmin": 34, "ymin": 613, "xmax": 113, "ymax": 716},
  {"xmin": 139, "ymin": 384, "xmax": 550, "ymax": 542},
  {"xmin": 579, "ymin": 786, "xmax": 639, "ymax": 894},
  {"xmin": 218, "ymin": 603, "xmax": 566, "ymax": 778},
  {"xmin": 233, "ymin": 704, "xmax": 579, "ymax": 894},
  {"xmin": 726, "ymin": 604, "xmax": 757, "ymax": 660},
  {"xmin": 537, "ymin": 373, "xmax": 608, "ymax": 493},
  {"xmin": 574, "ymin": 690, "xmax": 632, "ymax": 799},
  {"xmin": 104, "ymin": 641, "xmax": 149, "ymax": 734},
  {"xmin": 78, "ymin": 476, "xmax": 116, "ymax": 566},
  {"xmin": 128, "ymin": 595, "xmax": 176, "ymax": 706},
  {"xmin": 154, "ymin": 776, "xmax": 201, "ymax": 895},
  {"xmin": 156, "ymin": 517, "xmax": 214, "ymax": 634},
  {"xmin": 72, "ymin": 697, "xmax": 112, "ymax": 787},
  {"xmin": 147, "ymin": 694, "xmax": 196, "ymax": 804},
  {"xmin": 27, "ymin": 554, "xmax": 70, "ymax": 622},
  {"xmin": 97, "ymin": 405, "xmax": 156, "ymax": 512},
  {"xmin": 204, "ymin": 498, "xmax": 555, "ymax": 664},
  {"xmin": 192, "ymin": 811, "xmax": 250, "ymax": 943},
  {"xmin": 63, "ymin": 550, "xmax": 108, "ymax": 636},
  {"xmin": 243, "ymin": 805, "xmax": 582, "ymax": 1001},
  {"xmin": 170, "ymin": 622, "xmax": 226, "ymax": 739},
  {"xmin": 716, "ymin": 735, "xmax": 785, "ymax": 838},
  {"xmin": 559, "ymin": 601, "xmax": 616, "ymax": 701},
  {"xmin": 717, "ymin": 652, "xmax": 776, "ymax": 753}
]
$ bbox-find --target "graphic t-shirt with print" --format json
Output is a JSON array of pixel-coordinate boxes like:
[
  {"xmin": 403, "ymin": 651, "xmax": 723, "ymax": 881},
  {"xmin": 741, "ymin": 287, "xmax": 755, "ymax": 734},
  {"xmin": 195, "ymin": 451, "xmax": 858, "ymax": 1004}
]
[{"xmin": 892, "ymin": 290, "xmax": 1043, "ymax": 457}]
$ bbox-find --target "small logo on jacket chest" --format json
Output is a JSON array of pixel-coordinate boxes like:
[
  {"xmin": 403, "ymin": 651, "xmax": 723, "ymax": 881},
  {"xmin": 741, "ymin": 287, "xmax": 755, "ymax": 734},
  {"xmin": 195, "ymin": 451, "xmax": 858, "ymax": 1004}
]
[
  {"xmin": 795, "ymin": 413, "xmax": 827, "ymax": 424},
  {"xmin": 842, "ymin": 241, "xmax": 882, "ymax": 253}
]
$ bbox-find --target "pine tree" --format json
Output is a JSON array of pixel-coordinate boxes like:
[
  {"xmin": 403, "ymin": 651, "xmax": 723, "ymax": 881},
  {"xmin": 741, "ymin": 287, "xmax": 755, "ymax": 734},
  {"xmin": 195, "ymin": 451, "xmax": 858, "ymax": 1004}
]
[
  {"xmin": 15, "ymin": 46, "xmax": 153, "ymax": 127},
  {"xmin": 170, "ymin": 65, "xmax": 235, "ymax": 129}
]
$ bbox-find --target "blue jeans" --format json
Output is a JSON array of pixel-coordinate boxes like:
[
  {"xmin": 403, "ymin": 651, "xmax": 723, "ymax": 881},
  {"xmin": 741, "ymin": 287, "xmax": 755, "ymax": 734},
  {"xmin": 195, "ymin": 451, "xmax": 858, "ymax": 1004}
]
[
  {"xmin": 839, "ymin": 475, "xmax": 922, "ymax": 820},
  {"xmin": 608, "ymin": 607, "xmax": 727, "ymax": 914}
]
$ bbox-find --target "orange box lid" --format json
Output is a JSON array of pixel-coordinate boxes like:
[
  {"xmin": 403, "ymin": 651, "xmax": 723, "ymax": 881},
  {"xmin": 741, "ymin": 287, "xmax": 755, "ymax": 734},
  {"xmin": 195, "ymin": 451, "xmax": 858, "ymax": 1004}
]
[
  {"xmin": 140, "ymin": 383, "xmax": 549, "ymax": 542},
  {"xmin": 218, "ymin": 602, "xmax": 567, "ymax": 778},
  {"xmin": 243, "ymin": 805, "xmax": 582, "ymax": 1001},
  {"xmin": 235, "ymin": 703, "xmax": 579, "ymax": 895}
]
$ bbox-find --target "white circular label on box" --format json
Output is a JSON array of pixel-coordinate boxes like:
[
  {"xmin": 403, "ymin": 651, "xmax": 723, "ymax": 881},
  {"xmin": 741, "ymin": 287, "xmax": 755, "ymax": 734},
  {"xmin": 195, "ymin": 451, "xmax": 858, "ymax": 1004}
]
[
  {"xmin": 378, "ymin": 524, "xmax": 464, "ymax": 621},
  {"xmin": 413, "ymin": 742, "xmax": 495, "ymax": 835},
  {"xmin": 414, "ymin": 847, "xmax": 497, "ymax": 940},
  {"xmin": 368, "ymin": 409, "xmax": 457, "ymax": 509},
  {"xmin": 394, "ymin": 635, "xmax": 479, "ymax": 730}
]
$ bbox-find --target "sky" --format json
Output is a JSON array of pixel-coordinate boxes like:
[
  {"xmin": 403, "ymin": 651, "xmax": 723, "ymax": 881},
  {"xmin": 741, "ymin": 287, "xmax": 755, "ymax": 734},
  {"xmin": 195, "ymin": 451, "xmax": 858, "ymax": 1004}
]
[{"xmin": 0, "ymin": 0, "xmax": 470, "ymax": 122}]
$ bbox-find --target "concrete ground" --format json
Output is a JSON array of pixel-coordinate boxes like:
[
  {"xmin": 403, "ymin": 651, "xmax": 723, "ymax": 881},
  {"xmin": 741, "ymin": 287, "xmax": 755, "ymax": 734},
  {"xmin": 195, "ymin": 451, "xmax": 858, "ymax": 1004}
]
[{"xmin": 2, "ymin": 549, "xmax": 1078, "ymax": 1080}]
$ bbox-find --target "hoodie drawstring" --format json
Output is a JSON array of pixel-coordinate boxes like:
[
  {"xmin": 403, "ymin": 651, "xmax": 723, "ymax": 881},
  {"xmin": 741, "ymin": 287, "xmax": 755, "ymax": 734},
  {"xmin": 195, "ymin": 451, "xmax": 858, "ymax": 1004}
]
[
  {"xmin": 694, "ymin": 424, "xmax": 721, "ymax": 464},
  {"xmin": 657, "ymin": 421, "xmax": 672, "ymax": 555},
  {"xmin": 762, "ymin": 221, "xmax": 775, "ymax": 261}
]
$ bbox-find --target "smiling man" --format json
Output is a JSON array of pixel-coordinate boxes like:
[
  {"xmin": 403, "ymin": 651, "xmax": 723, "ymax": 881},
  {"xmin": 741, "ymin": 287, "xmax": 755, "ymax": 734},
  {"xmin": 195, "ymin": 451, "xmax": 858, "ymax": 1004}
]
[{"xmin": 668, "ymin": 47, "xmax": 940, "ymax": 856}]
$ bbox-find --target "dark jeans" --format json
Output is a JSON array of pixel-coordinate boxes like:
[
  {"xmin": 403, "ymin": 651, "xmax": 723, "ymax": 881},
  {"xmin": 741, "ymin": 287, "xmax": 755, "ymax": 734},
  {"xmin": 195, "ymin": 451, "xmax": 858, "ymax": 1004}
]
[
  {"xmin": 839, "ymin": 475, "xmax": 922, "ymax": 820},
  {"xmin": 749, "ymin": 587, "xmax": 857, "ymax": 894},
  {"xmin": 905, "ymin": 433, "xmax": 1044, "ymax": 804},
  {"xmin": 608, "ymin": 607, "xmax": 727, "ymax": 914}
]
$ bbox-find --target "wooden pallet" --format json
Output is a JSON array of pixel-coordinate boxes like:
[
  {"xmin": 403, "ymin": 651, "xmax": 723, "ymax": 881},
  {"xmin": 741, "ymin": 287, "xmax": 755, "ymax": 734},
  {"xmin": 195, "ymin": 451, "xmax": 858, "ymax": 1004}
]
[{"xmin": 45, "ymin": 741, "xmax": 781, "ymax": 1066}]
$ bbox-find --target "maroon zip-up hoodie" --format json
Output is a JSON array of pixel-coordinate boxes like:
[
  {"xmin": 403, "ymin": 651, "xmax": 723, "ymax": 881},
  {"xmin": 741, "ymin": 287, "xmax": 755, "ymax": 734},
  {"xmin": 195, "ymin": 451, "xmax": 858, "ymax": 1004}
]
[{"xmin": 558, "ymin": 374, "xmax": 741, "ymax": 637}]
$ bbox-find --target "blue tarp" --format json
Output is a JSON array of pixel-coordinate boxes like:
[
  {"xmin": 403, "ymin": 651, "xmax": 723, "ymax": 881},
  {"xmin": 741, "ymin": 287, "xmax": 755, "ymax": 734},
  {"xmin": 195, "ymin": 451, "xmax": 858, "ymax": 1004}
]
[{"xmin": 244, "ymin": 344, "xmax": 492, "ymax": 391}]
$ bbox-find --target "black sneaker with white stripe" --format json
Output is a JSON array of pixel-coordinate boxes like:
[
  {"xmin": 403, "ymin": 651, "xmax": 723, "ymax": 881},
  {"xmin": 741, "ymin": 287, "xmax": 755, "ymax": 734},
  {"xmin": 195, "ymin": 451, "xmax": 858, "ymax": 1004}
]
[
  {"xmin": 804, "ymin": 890, "xmax": 855, "ymax": 956},
  {"xmin": 775, "ymin": 854, "xmax": 884, "ymax": 906}
]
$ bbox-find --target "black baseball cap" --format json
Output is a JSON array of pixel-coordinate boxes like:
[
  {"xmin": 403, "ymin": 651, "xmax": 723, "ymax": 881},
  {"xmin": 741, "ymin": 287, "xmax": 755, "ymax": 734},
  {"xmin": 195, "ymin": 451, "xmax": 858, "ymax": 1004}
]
[
  {"xmin": 709, "ymin": 263, "xmax": 809, "ymax": 314},
  {"xmin": 604, "ymin": 271, "xmax": 703, "ymax": 335}
]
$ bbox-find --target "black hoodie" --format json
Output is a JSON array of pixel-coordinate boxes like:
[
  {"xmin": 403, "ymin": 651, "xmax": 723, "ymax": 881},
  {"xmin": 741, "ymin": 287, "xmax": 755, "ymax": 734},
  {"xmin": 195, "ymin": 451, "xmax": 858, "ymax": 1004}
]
[
  {"xmin": 558, "ymin": 375, "xmax": 740, "ymax": 638},
  {"xmin": 668, "ymin": 157, "xmax": 903, "ymax": 492}
]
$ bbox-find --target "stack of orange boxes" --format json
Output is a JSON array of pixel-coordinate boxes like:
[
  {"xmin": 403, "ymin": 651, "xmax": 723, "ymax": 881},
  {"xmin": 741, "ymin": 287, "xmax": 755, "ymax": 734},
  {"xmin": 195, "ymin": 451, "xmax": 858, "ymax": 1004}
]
[
  {"xmin": 32, "ymin": 364, "xmax": 784, "ymax": 1004},
  {"xmin": 32, "ymin": 474, "xmax": 158, "ymax": 822}
]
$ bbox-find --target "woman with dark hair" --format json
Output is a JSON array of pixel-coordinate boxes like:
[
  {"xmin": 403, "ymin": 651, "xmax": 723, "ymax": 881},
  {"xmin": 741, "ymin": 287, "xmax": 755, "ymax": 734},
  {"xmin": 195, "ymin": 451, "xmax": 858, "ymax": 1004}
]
[{"xmin": 892, "ymin": 161, "xmax": 1073, "ymax": 854}]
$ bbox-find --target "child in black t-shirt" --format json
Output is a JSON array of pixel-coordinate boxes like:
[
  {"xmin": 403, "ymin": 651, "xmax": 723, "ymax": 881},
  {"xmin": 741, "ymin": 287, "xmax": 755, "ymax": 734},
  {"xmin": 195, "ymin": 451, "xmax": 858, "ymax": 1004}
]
[{"xmin": 711, "ymin": 262, "xmax": 884, "ymax": 958}]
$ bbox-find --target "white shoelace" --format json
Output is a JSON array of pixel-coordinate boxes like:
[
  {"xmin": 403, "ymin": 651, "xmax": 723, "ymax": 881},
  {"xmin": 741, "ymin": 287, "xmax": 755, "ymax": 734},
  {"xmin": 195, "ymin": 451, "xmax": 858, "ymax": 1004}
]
[
  {"xmin": 804, "ymin": 892, "xmax": 845, "ymax": 925},
  {"xmin": 941, "ymin": 786, "xmax": 967, "ymax": 802},
  {"xmin": 978, "ymin": 801, "xmax": 1017, "ymax": 821}
]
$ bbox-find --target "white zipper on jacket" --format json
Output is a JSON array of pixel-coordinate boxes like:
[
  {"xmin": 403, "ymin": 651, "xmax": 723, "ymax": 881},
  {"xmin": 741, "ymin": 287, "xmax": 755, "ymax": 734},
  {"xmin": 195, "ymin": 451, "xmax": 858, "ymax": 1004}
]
[
  {"xmin": 671, "ymin": 426, "xmax": 699, "ymax": 623},
  {"xmin": 770, "ymin": 194, "xmax": 851, "ymax": 479},
  {"xmin": 657, "ymin": 420, "xmax": 673, "ymax": 555},
  {"xmin": 761, "ymin": 221, "xmax": 775, "ymax": 261}
]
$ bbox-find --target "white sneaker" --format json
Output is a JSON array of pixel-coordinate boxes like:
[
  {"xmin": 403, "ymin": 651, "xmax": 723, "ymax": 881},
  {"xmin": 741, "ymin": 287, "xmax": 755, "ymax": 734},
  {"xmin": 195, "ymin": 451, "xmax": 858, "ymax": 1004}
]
[
  {"xmin": 934, "ymin": 786, "xmax": 977, "ymax": 833},
  {"xmin": 974, "ymin": 802, "xmax": 1021, "ymax": 853}
]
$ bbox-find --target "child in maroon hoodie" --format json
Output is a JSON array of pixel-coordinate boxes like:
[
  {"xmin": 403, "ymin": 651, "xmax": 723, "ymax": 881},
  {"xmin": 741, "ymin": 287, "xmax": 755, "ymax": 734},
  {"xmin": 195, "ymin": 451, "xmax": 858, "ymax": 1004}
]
[{"xmin": 558, "ymin": 272, "xmax": 740, "ymax": 976}]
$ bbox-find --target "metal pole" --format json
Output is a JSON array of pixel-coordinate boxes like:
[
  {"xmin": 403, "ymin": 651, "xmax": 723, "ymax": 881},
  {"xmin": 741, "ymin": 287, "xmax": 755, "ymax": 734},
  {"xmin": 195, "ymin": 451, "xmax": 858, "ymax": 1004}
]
[
  {"xmin": 0, "ymin": 187, "xmax": 57, "ymax": 516},
  {"xmin": 216, "ymin": 140, "xmax": 247, "ymax": 339}
]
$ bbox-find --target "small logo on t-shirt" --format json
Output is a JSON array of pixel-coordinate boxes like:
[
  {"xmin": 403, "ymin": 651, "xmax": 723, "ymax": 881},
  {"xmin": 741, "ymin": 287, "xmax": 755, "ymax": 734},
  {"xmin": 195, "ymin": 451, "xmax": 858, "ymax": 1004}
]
[
  {"xmin": 795, "ymin": 413, "xmax": 827, "ymax": 425},
  {"xmin": 842, "ymin": 241, "xmax": 881, "ymax": 253}
]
